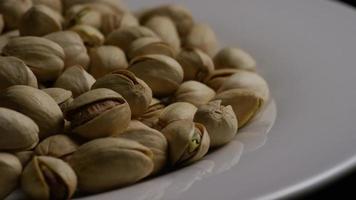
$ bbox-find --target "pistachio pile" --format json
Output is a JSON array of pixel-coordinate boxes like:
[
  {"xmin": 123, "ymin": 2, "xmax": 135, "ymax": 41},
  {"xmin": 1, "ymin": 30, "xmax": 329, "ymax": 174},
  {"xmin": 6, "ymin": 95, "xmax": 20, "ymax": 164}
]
[{"xmin": 0, "ymin": 1, "xmax": 270, "ymax": 199}]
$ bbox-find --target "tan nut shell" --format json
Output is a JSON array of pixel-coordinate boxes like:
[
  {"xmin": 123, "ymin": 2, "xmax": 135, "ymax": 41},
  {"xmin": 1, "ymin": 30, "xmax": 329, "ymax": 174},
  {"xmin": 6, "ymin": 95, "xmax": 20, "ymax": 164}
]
[
  {"xmin": 42, "ymin": 88, "xmax": 73, "ymax": 107},
  {"xmin": 157, "ymin": 102, "xmax": 197, "ymax": 130},
  {"xmin": 0, "ymin": 0, "xmax": 33, "ymax": 30},
  {"xmin": 0, "ymin": 30, "xmax": 19, "ymax": 53},
  {"xmin": 32, "ymin": 0, "xmax": 63, "ymax": 13},
  {"xmin": 203, "ymin": 69, "xmax": 240, "ymax": 91},
  {"xmin": 214, "ymin": 47, "xmax": 256, "ymax": 71},
  {"xmin": 35, "ymin": 134, "xmax": 79, "ymax": 158},
  {"xmin": 101, "ymin": 12, "xmax": 139, "ymax": 35},
  {"xmin": 173, "ymin": 81, "xmax": 216, "ymax": 107},
  {"xmin": 184, "ymin": 23, "xmax": 218, "ymax": 57},
  {"xmin": 70, "ymin": 24, "xmax": 104, "ymax": 47},
  {"xmin": 0, "ymin": 153, "xmax": 22, "ymax": 200},
  {"xmin": 14, "ymin": 151, "xmax": 35, "ymax": 167},
  {"xmin": 128, "ymin": 37, "xmax": 175, "ymax": 60},
  {"xmin": 63, "ymin": 0, "xmax": 128, "ymax": 13},
  {"xmin": 65, "ymin": 4, "xmax": 102, "ymax": 29},
  {"xmin": 139, "ymin": 98, "xmax": 165, "ymax": 128}
]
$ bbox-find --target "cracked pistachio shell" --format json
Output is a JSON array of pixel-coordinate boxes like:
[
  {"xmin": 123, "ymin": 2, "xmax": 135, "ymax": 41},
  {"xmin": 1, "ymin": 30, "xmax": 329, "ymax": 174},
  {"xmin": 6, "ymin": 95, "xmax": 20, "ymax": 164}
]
[
  {"xmin": 173, "ymin": 81, "xmax": 216, "ymax": 107},
  {"xmin": 63, "ymin": 0, "xmax": 128, "ymax": 13},
  {"xmin": 203, "ymin": 69, "xmax": 240, "ymax": 91},
  {"xmin": 14, "ymin": 151, "xmax": 35, "ymax": 167},
  {"xmin": 0, "ymin": 108, "xmax": 39, "ymax": 151},
  {"xmin": 177, "ymin": 48, "xmax": 215, "ymax": 81},
  {"xmin": 0, "ymin": 30, "xmax": 19, "ymax": 53},
  {"xmin": 0, "ymin": 56, "xmax": 38, "ymax": 92},
  {"xmin": 45, "ymin": 31, "xmax": 90, "ymax": 69},
  {"xmin": 105, "ymin": 26, "xmax": 157, "ymax": 52},
  {"xmin": 70, "ymin": 24, "xmax": 104, "ymax": 47},
  {"xmin": 0, "ymin": 15, "xmax": 3, "ymax": 34},
  {"xmin": 144, "ymin": 16, "xmax": 181, "ymax": 53},
  {"xmin": 64, "ymin": 88, "xmax": 131, "ymax": 139},
  {"xmin": 214, "ymin": 47, "xmax": 256, "ymax": 71},
  {"xmin": 0, "ymin": 85, "xmax": 64, "ymax": 139},
  {"xmin": 161, "ymin": 120, "xmax": 210, "ymax": 166},
  {"xmin": 68, "ymin": 137, "xmax": 153, "ymax": 193},
  {"xmin": 194, "ymin": 100, "xmax": 238, "ymax": 147},
  {"xmin": 138, "ymin": 98, "xmax": 165, "ymax": 128},
  {"xmin": 32, "ymin": 0, "xmax": 63, "ymax": 13},
  {"xmin": 129, "ymin": 54, "xmax": 184, "ymax": 97},
  {"xmin": 0, "ymin": 153, "xmax": 22, "ymax": 199},
  {"xmin": 101, "ymin": 12, "xmax": 139, "ymax": 35},
  {"xmin": 214, "ymin": 88, "xmax": 264, "ymax": 128},
  {"xmin": 184, "ymin": 23, "xmax": 218, "ymax": 57},
  {"xmin": 0, "ymin": 0, "xmax": 33, "ymax": 30},
  {"xmin": 2, "ymin": 36, "xmax": 65, "ymax": 82},
  {"xmin": 139, "ymin": 4, "xmax": 194, "ymax": 37},
  {"xmin": 54, "ymin": 65, "xmax": 96, "ymax": 97},
  {"xmin": 21, "ymin": 156, "xmax": 77, "ymax": 200},
  {"xmin": 157, "ymin": 102, "xmax": 197, "ymax": 130},
  {"xmin": 19, "ymin": 5, "xmax": 63, "ymax": 37},
  {"xmin": 128, "ymin": 37, "xmax": 175, "ymax": 60},
  {"xmin": 88, "ymin": 45, "xmax": 128, "ymax": 79},
  {"xmin": 65, "ymin": 4, "xmax": 102, "ymax": 29},
  {"xmin": 42, "ymin": 88, "xmax": 73, "ymax": 111},
  {"xmin": 218, "ymin": 70, "xmax": 270, "ymax": 102},
  {"xmin": 35, "ymin": 134, "xmax": 79, "ymax": 159},
  {"xmin": 116, "ymin": 120, "xmax": 168, "ymax": 175},
  {"xmin": 92, "ymin": 70, "xmax": 152, "ymax": 118}
]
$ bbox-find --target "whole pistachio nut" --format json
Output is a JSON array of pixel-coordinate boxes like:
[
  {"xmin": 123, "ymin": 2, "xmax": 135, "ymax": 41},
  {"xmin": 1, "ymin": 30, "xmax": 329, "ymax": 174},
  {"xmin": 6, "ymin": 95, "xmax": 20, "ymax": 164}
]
[
  {"xmin": 214, "ymin": 47, "xmax": 257, "ymax": 71},
  {"xmin": 139, "ymin": 98, "xmax": 165, "ymax": 128},
  {"xmin": 105, "ymin": 26, "xmax": 157, "ymax": 52},
  {"xmin": 101, "ymin": 12, "xmax": 139, "ymax": 35},
  {"xmin": 0, "ymin": 85, "xmax": 64, "ymax": 139},
  {"xmin": 14, "ymin": 151, "xmax": 35, "ymax": 167},
  {"xmin": 35, "ymin": 134, "xmax": 79, "ymax": 159},
  {"xmin": 42, "ymin": 88, "xmax": 74, "ymax": 111},
  {"xmin": 173, "ymin": 81, "xmax": 216, "ymax": 107},
  {"xmin": 0, "ymin": 153, "xmax": 22, "ymax": 200},
  {"xmin": 45, "ymin": 31, "xmax": 90, "ymax": 69},
  {"xmin": 68, "ymin": 137, "xmax": 153, "ymax": 193},
  {"xmin": 32, "ymin": 0, "xmax": 63, "ymax": 13},
  {"xmin": 54, "ymin": 65, "xmax": 96, "ymax": 97},
  {"xmin": 194, "ymin": 100, "xmax": 238, "ymax": 147},
  {"xmin": 128, "ymin": 37, "xmax": 175, "ymax": 60},
  {"xmin": 184, "ymin": 23, "xmax": 218, "ymax": 57},
  {"xmin": 116, "ymin": 120, "xmax": 168, "ymax": 175},
  {"xmin": 0, "ymin": 14, "xmax": 4, "ymax": 34},
  {"xmin": 19, "ymin": 5, "xmax": 63, "ymax": 36},
  {"xmin": 214, "ymin": 88, "xmax": 264, "ymax": 128},
  {"xmin": 177, "ymin": 48, "xmax": 215, "ymax": 81},
  {"xmin": 65, "ymin": 4, "xmax": 102, "ymax": 29},
  {"xmin": 0, "ymin": 30, "xmax": 19, "ymax": 53},
  {"xmin": 70, "ymin": 24, "xmax": 104, "ymax": 47},
  {"xmin": 63, "ymin": 0, "xmax": 128, "ymax": 13},
  {"xmin": 203, "ymin": 69, "xmax": 240, "ymax": 91},
  {"xmin": 129, "ymin": 54, "xmax": 184, "ymax": 97},
  {"xmin": 92, "ymin": 70, "xmax": 152, "ymax": 118},
  {"xmin": 64, "ymin": 88, "xmax": 131, "ymax": 139},
  {"xmin": 0, "ymin": 56, "xmax": 38, "ymax": 92},
  {"xmin": 88, "ymin": 45, "xmax": 128, "ymax": 79},
  {"xmin": 2, "ymin": 36, "xmax": 65, "ymax": 82},
  {"xmin": 161, "ymin": 120, "xmax": 210, "ymax": 167},
  {"xmin": 157, "ymin": 102, "xmax": 197, "ymax": 130},
  {"xmin": 0, "ymin": 0, "xmax": 33, "ymax": 30},
  {"xmin": 21, "ymin": 156, "xmax": 78, "ymax": 200},
  {"xmin": 0, "ymin": 108, "xmax": 39, "ymax": 151},
  {"xmin": 144, "ymin": 16, "xmax": 181, "ymax": 53}
]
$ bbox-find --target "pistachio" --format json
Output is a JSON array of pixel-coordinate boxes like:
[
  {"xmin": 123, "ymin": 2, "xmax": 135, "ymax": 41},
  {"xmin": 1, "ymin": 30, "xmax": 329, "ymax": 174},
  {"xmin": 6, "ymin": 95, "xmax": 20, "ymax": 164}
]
[
  {"xmin": 173, "ymin": 81, "xmax": 216, "ymax": 107},
  {"xmin": 214, "ymin": 47, "xmax": 256, "ymax": 71},
  {"xmin": 184, "ymin": 23, "xmax": 218, "ymax": 57},
  {"xmin": 0, "ymin": 153, "xmax": 22, "ymax": 199},
  {"xmin": 21, "ymin": 156, "xmax": 77, "ymax": 200},
  {"xmin": 0, "ymin": 30, "xmax": 19, "ymax": 53},
  {"xmin": 2, "ymin": 36, "xmax": 65, "ymax": 82},
  {"xmin": 32, "ymin": 0, "xmax": 63, "ymax": 13},
  {"xmin": 92, "ymin": 70, "xmax": 152, "ymax": 118},
  {"xmin": 54, "ymin": 65, "xmax": 96, "ymax": 97},
  {"xmin": 63, "ymin": 0, "xmax": 127, "ymax": 13},
  {"xmin": 35, "ymin": 134, "xmax": 79, "ymax": 159},
  {"xmin": 101, "ymin": 12, "xmax": 139, "ymax": 35},
  {"xmin": 129, "ymin": 54, "xmax": 184, "ymax": 97},
  {"xmin": 19, "ymin": 5, "xmax": 63, "ymax": 36},
  {"xmin": 161, "ymin": 120, "xmax": 210, "ymax": 166},
  {"xmin": 14, "ymin": 151, "xmax": 35, "ymax": 167},
  {"xmin": 138, "ymin": 98, "xmax": 165, "ymax": 128},
  {"xmin": 65, "ymin": 4, "xmax": 102, "ymax": 29},
  {"xmin": 70, "ymin": 24, "xmax": 104, "ymax": 47},
  {"xmin": 68, "ymin": 138, "xmax": 153, "ymax": 193},
  {"xmin": 128, "ymin": 37, "xmax": 175, "ymax": 60},
  {"xmin": 88, "ymin": 45, "xmax": 128, "ymax": 79},
  {"xmin": 64, "ymin": 88, "xmax": 131, "ymax": 139},
  {"xmin": 203, "ymin": 69, "xmax": 240, "ymax": 91},
  {"xmin": 0, "ymin": 0, "xmax": 33, "ymax": 30},
  {"xmin": 0, "ymin": 56, "xmax": 38, "ymax": 92},
  {"xmin": 42, "ymin": 88, "xmax": 74, "ymax": 111},
  {"xmin": 0, "ymin": 108, "xmax": 39, "ymax": 151},
  {"xmin": 0, "ymin": 14, "xmax": 4, "ymax": 34},
  {"xmin": 157, "ymin": 102, "xmax": 197, "ymax": 130}
]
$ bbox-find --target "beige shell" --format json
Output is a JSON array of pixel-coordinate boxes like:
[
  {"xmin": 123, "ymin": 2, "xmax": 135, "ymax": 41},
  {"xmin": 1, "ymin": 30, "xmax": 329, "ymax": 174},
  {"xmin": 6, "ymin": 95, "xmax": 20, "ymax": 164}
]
[
  {"xmin": 21, "ymin": 156, "xmax": 78, "ymax": 200},
  {"xmin": 68, "ymin": 137, "xmax": 153, "ymax": 193},
  {"xmin": 0, "ymin": 108, "xmax": 39, "ymax": 151},
  {"xmin": 35, "ymin": 134, "xmax": 79, "ymax": 159},
  {"xmin": 0, "ymin": 153, "xmax": 22, "ymax": 200},
  {"xmin": 214, "ymin": 47, "xmax": 256, "ymax": 71},
  {"xmin": 129, "ymin": 54, "xmax": 184, "ymax": 97},
  {"xmin": 0, "ymin": 14, "xmax": 4, "ymax": 34},
  {"xmin": 0, "ymin": 85, "xmax": 64, "ymax": 139},
  {"xmin": 128, "ymin": 37, "xmax": 175, "ymax": 60},
  {"xmin": 138, "ymin": 98, "xmax": 165, "ymax": 128},
  {"xmin": 14, "ymin": 151, "xmax": 35, "ymax": 167},
  {"xmin": 63, "ymin": 0, "xmax": 128, "ymax": 13},
  {"xmin": 173, "ymin": 81, "xmax": 216, "ymax": 107},
  {"xmin": 2, "ymin": 36, "xmax": 65, "ymax": 82},
  {"xmin": 65, "ymin": 4, "xmax": 102, "ymax": 29},
  {"xmin": 45, "ymin": 31, "xmax": 90, "ymax": 69},
  {"xmin": 32, "ymin": 0, "xmax": 63, "ymax": 13},
  {"xmin": 0, "ymin": 30, "xmax": 19, "ymax": 53},
  {"xmin": 54, "ymin": 65, "xmax": 96, "ymax": 97},
  {"xmin": 203, "ymin": 69, "xmax": 240, "ymax": 91},
  {"xmin": 42, "ymin": 88, "xmax": 73, "ymax": 111},
  {"xmin": 92, "ymin": 70, "xmax": 152, "ymax": 118},
  {"xmin": 0, "ymin": 56, "xmax": 38, "ymax": 92},
  {"xmin": 157, "ymin": 102, "xmax": 197, "ymax": 130},
  {"xmin": 19, "ymin": 5, "xmax": 63, "ymax": 36},
  {"xmin": 70, "ymin": 24, "xmax": 104, "ymax": 47},
  {"xmin": 64, "ymin": 88, "xmax": 131, "ymax": 139},
  {"xmin": 88, "ymin": 45, "xmax": 128, "ymax": 79},
  {"xmin": 101, "ymin": 12, "xmax": 139, "ymax": 35},
  {"xmin": 184, "ymin": 23, "xmax": 218, "ymax": 57},
  {"xmin": 0, "ymin": 0, "xmax": 33, "ymax": 30}
]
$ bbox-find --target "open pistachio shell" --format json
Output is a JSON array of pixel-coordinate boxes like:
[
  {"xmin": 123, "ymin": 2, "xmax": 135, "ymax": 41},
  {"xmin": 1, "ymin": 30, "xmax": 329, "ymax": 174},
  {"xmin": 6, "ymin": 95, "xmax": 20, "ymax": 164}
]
[
  {"xmin": 65, "ymin": 4, "xmax": 102, "ymax": 29},
  {"xmin": 64, "ymin": 88, "xmax": 131, "ymax": 139},
  {"xmin": 101, "ymin": 12, "xmax": 139, "ymax": 35},
  {"xmin": 35, "ymin": 134, "xmax": 79, "ymax": 159},
  {"xmin": 42, "ymin": 88, "xmax": 74, "ymax": 111},
  {"xmin": 138, "ymin": 98, "xmax": 165, "ymax": 128},
  {"xmin": 32, "ymin": 0, "xmax": 63, "ymax": 13},
  {"xmin": 21, "ymin": 156, "xmax": 77, "ymax": 200},
  {"xmin": 128, "ymin": 37, "xmax": 175, "ymax": 60},
  {"xmin": 0, "ymin": 153, "xmax": 22, "ymax": 200},
  {"xmin": 14, "ymin": 151, "xmax": 35, "ymax": 167},
  {"xmin": 0, "ymin": 0, "xmax": 33, "ymax": 30},
  {"xmin": 214, "ymin": 47, "xmax": 256, "ymax": 71},
  {"xmin": 203, "ymin": 69, "xmax": 240, "ymax": 91},
  {"xmin": 68, "ymin": 138, "xmax": 153, "ymax": 193},
  {"xmin": 157, "ymin": 102, "xmax": 197, "ymax": 130},
  {"xmin": 173, "ymin": 81, "xmax": 216, "ymax": 107},
  {"xmin": 70, "ymin": 24, "xmax": 104, "ymax": 47}
]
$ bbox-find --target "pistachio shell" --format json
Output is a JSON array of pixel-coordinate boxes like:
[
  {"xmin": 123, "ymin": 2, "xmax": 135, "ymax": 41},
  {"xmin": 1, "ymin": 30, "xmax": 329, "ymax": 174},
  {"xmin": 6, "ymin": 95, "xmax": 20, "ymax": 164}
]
[
  {"xmin": 0, "ymin": 56, "xmax": 38, "ymax": 91},
  {"xmin": 203, "ymin": 69, "xmax": 240, "ymax": 91},
  {"xmin": 70, "ymin": 24, "xmax": 104, "ymax": 47},
  {"xmin": 92, "ymin": 70, "xmax": 152, "ymax": 118},
  {"xmin": 14, "ymin": 151, "xmax": 35, "ymax": 167},
  {"xmin": 0, "ymin": 30, "xmax": 19, "ymax": 53},
  {"xmin": 0, "ymin": 0, "xmax": 33, "ymax": 30},
  {"xmin": 54, "ymin": 65, "xmax": 96, "ymax": 97},
  {"xmin": 63, "ymin": 0, "xmax": 128, "ymax": 13},
  {"xmin": 2, "ymin": 36, "xmax": 65, "ymax": 82},
  {"xmin": 184, "ymin": 23, "xmax": 218, "ymax": 57},
  {"xmin": 88, "ymin": 45, "xmax": 128, "ymax": 79},
  {"xmin": 68, "ymin": 137, "xmax": 153, "ymax": 193},
  {"xmin": 128, "ymin": 37, "xmax": 175, "ymax": 60},
  {"xmin": 139, "ymin": 98, "xmax": 165, "ymax": 128},
  {"xmin": 0, "ymin": 14, "xmax": 4, "ymax": 34},
  {"xmin": 214, "ymin": 47, "xmax": 256, "ymax": 71},
  {"xmin": 65, "ymin": 5, "xmax": 102, "ymax": 29},
  {"xmin": 19, "ymin": 5, "xmax": 63, "ymax": 36},
  {"xmin": 101, "ymin": 12, "xmax": 139, "ymax": 35},
  {"xmin": 0, "ymin": 108, "xmax": 39, "ymax": 151},
  {"xmin": 0, "ymin": 153, "xmax": 22, "ymax": 199},
  {"xmin": 157, "ymin": 102, "xmax": 197, "ymax": 130},
  {"xmin": 35, "ymin": 134, "xmax": 79, "ymax": 159},
  {"xmin": 21, "ymin": 156, "xmax": 77, "ymax": 200},
  {"xmin": 173, "ymin": 81, "xmax": 216, "ymax": 107},
  {"xmin": 42, "ymin": 88, "xmax": 73, "ymax": 111},
  {"xmin": 32, "ymin": 0, "xmax": 63, "ymax": 13},
  {"xmin": 0, "ymin": 86, "xmax": 64, "ymax": 139},
  {"xmin": 129, "ymin": 54, "xmax": 184, "ymax": 97}
]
